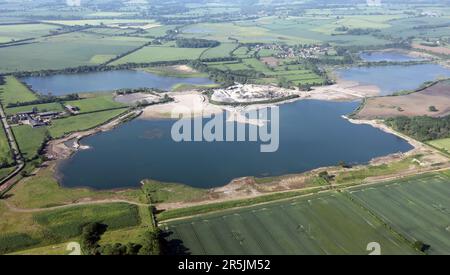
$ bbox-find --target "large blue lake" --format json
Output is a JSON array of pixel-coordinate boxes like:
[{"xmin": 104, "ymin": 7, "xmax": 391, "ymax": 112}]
[
  {"xmin": 338, "ymin": 64, "xmax": 450, "ymax": 95},
  {"xmin": 57, "ymin": 100, "xmax": 413, "ymax": 190},
  {"xmin": 21, "ymin": 70, "xmax": 215, "ymax": 95}
]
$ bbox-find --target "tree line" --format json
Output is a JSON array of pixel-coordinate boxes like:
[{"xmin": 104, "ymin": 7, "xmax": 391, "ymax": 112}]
[
  {"xmin": 176, "ymin": 38, "xmax": 220, "ymax": 48},
  {"xmin": 385, "ymin": 115, "xmax": 450, "ymax": 142},
  {"xmin": 6, "ymin": 94, "xmax": 79, "ymax": 108}
]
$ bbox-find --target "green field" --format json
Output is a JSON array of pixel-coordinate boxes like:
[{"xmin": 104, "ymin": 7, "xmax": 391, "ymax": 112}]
[
  {"xmin": 163, "ymin": 172, "xmax": 450, "ymax": 255},
  {"xmin": 0, "ymin": 167, "xmax": 15, "ymax": 181},
  {"xmin": 348, "ymin": 173, "xmax": 450, "ymax": 255},
  {"xmin": 112, "ymin": 45, "xmax": 206, "ymax": 64},
  {"xmin": 65, "ymin": 94, "xmax": 126, "ymax": 113},
  {"xmin": 12, "ymin": 125, "xmax": 48, "ymax": 161},
  {"xmin": 200, "ymin": 43, "xmax": 237, "ymax": 59},
  {"xmin": 48, "ymin": 108, "xmax": 127, "ymax": 138},
  {"xmin": 0, "ymin": 127, "xmax": 13, "ymax": 166},
  {"xmin": 6, "ymin": 102, "xmax": 64, "ymax": 116},
  {"xmin": 0, "ymin": 76, "xmax": 38, "ymax": 106},
  {"xmin": 163, "ymin": 192, "xmax": 417, "ymax": 255},
  {"xmin": 0, "ymin": 32, "xmax": 148, "ymax": 73},
  {"xmin": 0, "ymin": 202, "xmax": 141, "ymax": 254},
  {"xmin": 427, "ymin": 138, "xmax": 450, "ymax": 155},
  {"xmin": 33, "ymin": 203, "xmax": 140, "ymax": 241},
  {"xmin": 0, "ymin": 23, "xmax": 60, "ymax": 43}
]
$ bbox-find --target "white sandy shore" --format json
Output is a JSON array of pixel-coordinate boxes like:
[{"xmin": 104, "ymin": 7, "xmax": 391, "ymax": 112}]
[{"xmin": 139, "ymin": 79, "xmax": 381, "ymax": 124}]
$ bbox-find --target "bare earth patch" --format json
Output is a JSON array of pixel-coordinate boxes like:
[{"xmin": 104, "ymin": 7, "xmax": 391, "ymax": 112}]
[
  {"xmin": 261, "ymin": 57, "xmax": 279, "ymax": 67},
  {"xmin": 356, "ymin": 80, "xmax": 450, "ymax": 119},
  {"xmin": 413, "ymin": 43, "xmax": 450, "ymax": 56}
]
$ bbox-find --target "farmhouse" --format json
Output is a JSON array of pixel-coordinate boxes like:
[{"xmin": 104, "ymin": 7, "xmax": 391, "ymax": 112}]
[
  {"xmin": 65, "ymin": 105, "xmax": 80, "ymax": 114},
  {"xmin": 8, "ymin": 109, "xmax": 64, "ymax": 128}
]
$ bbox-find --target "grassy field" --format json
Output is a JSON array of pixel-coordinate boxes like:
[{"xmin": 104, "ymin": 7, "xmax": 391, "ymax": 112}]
[
  {"xmin": 0, "ymin": 201, "xmax": 141, "ymax": 254},
  {"xmin": 112, "ymin": 45, "xmax": 205, "ymax": 64},
  {"xmin": 64, "ymin": 94, "xmax": 127, "ymax": 114},
  {"xmin": 0, "ymin": 32, "xmax": 148, "ymax": 73},
  {"xmin": 12, "ymin": 125, "xmax": 48, "ymax": 161},
  {"xmin": 0, "ymin": 167, "xmax": 14, "ymax": 181},
  {"xmin": 34, "ymin": 203, "xmax": 140, "ymax": 241},
  {"xmin": 7, "ymin": 165, "xmax": 144, "ymax": 209},
  {"xmin": 142, "ymin": 180, "xmax": 208, "ymax": 204},
  {"xmin": 43, "ymin": 19, "xmax": 158, "ymax": 27},
  {"xmin": 6, "ymin": 102, "xmax": 64, "ymax": 116},
  {"xmin": 348, "ymin": 172, "xmax": 450, "ymax": 255},
  {"xmin": 0, "ymin": 126, "xmax": 13, "ymax": 166},
  {"xmin": 0, "ymin": 76, "xmax": 38, "ymax": 106},
  {"xmin": 138, "ymin": 66, "xmax": 208, "ymax": 78},
  {"xmin": 427, "ymin": 138, "xmax": 450, "ymax": 155},
  {"xmin": 200, "ymin": 43, "xmax": 237, "ymax": 59},
  {"xmin": 162, "ymin": 192, "xmax": 416, "ymax": 255},
  {"xmin": 0, "ymin": 23, "xmax": 60, "ymax": 43},
  {"xmin": 47, "ymin": 108, "xmax": 127, "ymax": 138}
]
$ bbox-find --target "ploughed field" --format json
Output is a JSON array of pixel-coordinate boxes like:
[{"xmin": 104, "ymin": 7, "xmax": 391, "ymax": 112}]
[
  {"xmin": 163, "ymin": 172, "xmax": 450, "ymax": 255},
  {"xmin": 356, "ymin": 80, "xmax": 450, "ymax": 119}
]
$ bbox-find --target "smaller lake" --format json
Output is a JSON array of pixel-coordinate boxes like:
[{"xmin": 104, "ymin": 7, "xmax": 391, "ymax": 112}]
[
  {"xmin": 338, "ymin": 64, "xmax": 450, "ymax": 96},
  {"xmin": 21, "ymin": 70, "xmax": 215, "ymax": 95},
  {"xmin": 360, "ymin": 51, "xmax": 423, "ymax": 62}
]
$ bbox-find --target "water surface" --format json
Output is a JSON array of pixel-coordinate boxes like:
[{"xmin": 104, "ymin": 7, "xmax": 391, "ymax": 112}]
[
  {"xmin": 58, "ymin": 100, "xmax": 413, "ymax": 190},
  {"xmin": 21, "ymin": 70, "xmax": 215, "ymax": 95},
  {"xmin": 338, "ymin": 64, "xmax": 450, "ymax": 95},
  {"xmin": 360, "ymin": 51, "xmax": 423, "ymax": 62}
]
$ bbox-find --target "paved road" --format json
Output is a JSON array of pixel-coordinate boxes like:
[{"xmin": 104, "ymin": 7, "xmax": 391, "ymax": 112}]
[{"xmin": 0, "ymin": 102, "xmax": 24, "ymax": 192}]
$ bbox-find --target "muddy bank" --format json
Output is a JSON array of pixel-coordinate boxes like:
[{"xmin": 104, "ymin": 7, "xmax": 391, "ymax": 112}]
[{"xmin": 46, "ymin": 110, "xmax": 142, "ymax": 161}]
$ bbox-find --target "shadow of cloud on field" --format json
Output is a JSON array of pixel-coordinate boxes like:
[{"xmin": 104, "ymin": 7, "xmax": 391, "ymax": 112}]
[{"xmin": 162, "ymin": 231, "xmax": 191, "ymax": 255}]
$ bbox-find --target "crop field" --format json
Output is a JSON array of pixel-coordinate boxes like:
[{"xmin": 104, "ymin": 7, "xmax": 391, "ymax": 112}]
[
  {"xmin": 0, "ymin": 32, "xmax": 148, "ymax": 73},
  {"xmin": 112, "ymin": 45, "xmax": 206, "ymax": 64},
  {"xmin": 181, "ymin": 16, "xmax": 394, "ymax": 46},
  {"xmin": 0, "ymin": 76, "xmax": 38, "ymax": 106},
  {"xmin": 0, "ymin": 23, "xmax": 60, "ymax": 43},
  {"xmin": 348, "ymin": 173, "xmax": 450, "ymax": 255},
  {"xmin": 163, "ymin": 192, "xmax": 416, "ymax": 255},
  {"xmin": 33, "ymin": 203, "xmax": 140, "ymax": 241},
  {"xmin": 43, "ymin": 19, "xmax": 158, "ymax": 27},
  {"xmin": 428, "ymin": 138, "xmax": 450, "ymax": 154},
  {"xmin": 0, "ymin": 202, "xmax": 140, "ymax": 254},
  {"xmin": 200, "ymin": 43, "xmax": 237, "ymax": 59}
]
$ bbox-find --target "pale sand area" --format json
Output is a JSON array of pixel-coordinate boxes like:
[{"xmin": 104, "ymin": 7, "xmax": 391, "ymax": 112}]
[
  {"xmin": 140, "ymin": 81, "xmax": 380, "ymax": 122},
  {"xmin": 309, "ymin": 79, "xmax": 381, "ymax": 100}
]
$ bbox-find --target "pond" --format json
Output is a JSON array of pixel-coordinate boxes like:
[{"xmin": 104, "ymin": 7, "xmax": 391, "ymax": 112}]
[
  {"xmin": 57, "ymin": 100, "xmax": 413, "ymax": 190},
  {"xmin": 337, "ymin": 64, "xmax": 450, "ymax": 95},
  {"xmin": 21, "ymin": 70, "xmax": 215, "ymax": 95}
]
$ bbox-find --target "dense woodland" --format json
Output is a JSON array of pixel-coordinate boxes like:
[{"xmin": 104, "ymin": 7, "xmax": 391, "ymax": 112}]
[
  {"xmin": 386, "ymin": 116, "xmax": 450, "ymax": 141},
  {"xmin": 176, "ymin": 38, "xmax": 220, "ymax": 48}
]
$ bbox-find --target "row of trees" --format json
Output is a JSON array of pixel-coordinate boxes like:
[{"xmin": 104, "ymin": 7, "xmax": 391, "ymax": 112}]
[
  {"xmin": 6, "ymin": 93, "xmax": 79, "ymax": 108},
  {"xmin": 176, "ymin": 38, "xmax": 220, "ymax": 48}
]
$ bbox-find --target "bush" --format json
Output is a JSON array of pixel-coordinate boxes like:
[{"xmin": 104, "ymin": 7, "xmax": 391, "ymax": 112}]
[{"xmin": 0, "ymin": 233, "xmax": 39, "ymax": 254}]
